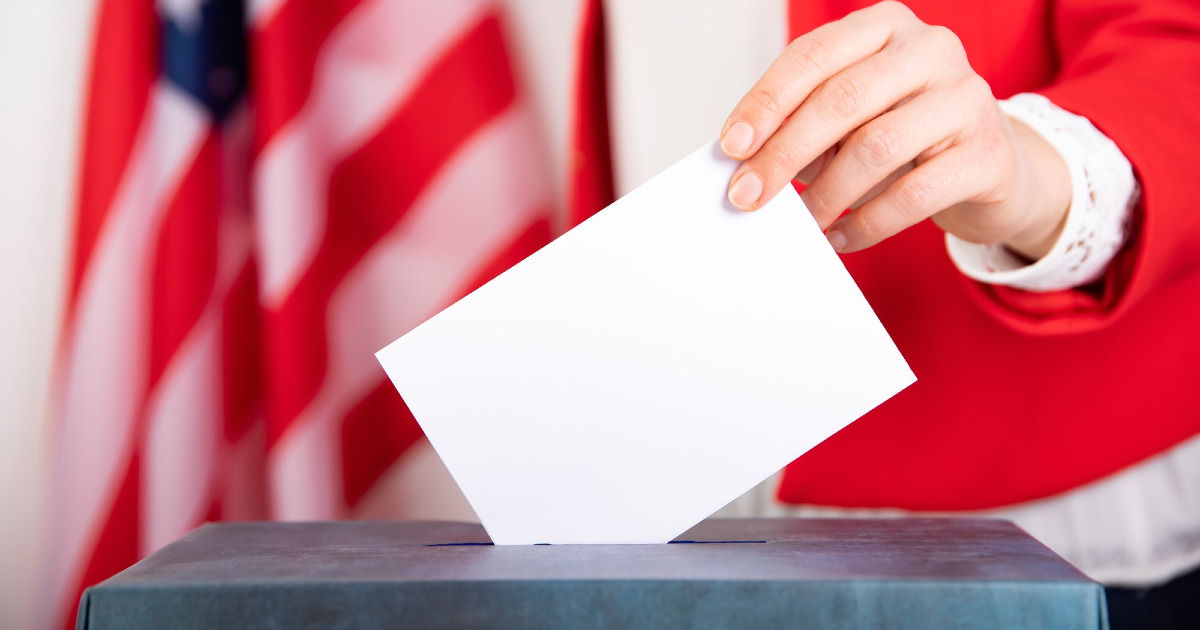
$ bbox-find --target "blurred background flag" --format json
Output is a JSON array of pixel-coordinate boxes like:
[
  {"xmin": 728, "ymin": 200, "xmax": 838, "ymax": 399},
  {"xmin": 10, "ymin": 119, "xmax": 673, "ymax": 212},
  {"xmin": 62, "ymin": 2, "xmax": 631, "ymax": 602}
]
[
  {"xmin": 248, "ymin": 0, "xmax": 556, "ymax": 521},
  {"xmin": 42, "ymin": 0, "xmax": 615, "ymax": 627},
  {"xmin": 44, "ymin": 0, "xmax": 262, "ymax": 628}
]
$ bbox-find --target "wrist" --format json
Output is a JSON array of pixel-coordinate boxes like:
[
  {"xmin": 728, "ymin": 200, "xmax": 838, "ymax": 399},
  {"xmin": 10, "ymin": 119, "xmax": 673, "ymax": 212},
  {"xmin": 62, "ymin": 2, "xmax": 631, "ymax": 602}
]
[{"xmin": 1003, "ymin": 117, "xmax": 1072, "ymax": 260}]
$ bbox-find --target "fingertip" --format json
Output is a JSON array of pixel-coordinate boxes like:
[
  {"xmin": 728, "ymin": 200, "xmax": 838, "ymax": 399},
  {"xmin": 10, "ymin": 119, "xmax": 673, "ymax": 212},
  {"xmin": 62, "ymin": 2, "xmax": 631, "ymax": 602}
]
[
  {"xmin": 728, "ymin": 171, "xmax": 763, "ymax": 211},
  {"xmin": 825, "ymin": 227, "xmax": 848, "ymax": 252},
  {"xmin": 720, "ymin": 121, "xmax": 755, "ymax": 159}
]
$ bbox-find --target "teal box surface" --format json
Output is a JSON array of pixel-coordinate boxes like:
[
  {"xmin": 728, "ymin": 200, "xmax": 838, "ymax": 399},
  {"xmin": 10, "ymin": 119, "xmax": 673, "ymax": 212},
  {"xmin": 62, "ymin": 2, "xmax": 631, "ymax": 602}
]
[{"xmin": 78, "ymin": 517, "xmax": 1107, "ymax": 629}]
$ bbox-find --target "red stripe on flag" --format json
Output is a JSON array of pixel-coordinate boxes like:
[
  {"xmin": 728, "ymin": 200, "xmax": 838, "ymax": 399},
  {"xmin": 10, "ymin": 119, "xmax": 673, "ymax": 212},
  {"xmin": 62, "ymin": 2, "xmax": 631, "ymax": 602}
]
[
  {"xmin": 63, "ymin": 455, "xmax": 140, "ymax": 630},
  {"xmin": 149, "ymin": 132, "xmax": 220, "ymax": 389},
  {"xmin": 222, "ymin": 260, "xmax": 263, "ymax": 441},
  {"xmin": 70, "ymin": 0, "xmax": 158, "ymax": 312},
  {"xmin": 263, "ymin": 15, "xmax": 517, "ymax": 445},
  {"xmin": 568, "ymin": 0, "xmax": 615, "ymax": 228},
  {"xmin": 250, "ymin": 0, "xmax": 363, "ymax": 155},
  {"xmin": 205, "ymin": 500, "xmax": 223, "ymax": 523}
]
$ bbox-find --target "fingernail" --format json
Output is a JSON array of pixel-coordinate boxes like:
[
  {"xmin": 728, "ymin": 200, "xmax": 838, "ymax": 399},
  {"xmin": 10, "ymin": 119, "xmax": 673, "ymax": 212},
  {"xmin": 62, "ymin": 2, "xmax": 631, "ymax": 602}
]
[
  {"xmin": 728, "ymin": 172, "xmax": 763, "ymax": 210},
  {"xmin": 826, "ymin": 228, "xmax": 848, "ymax": 252},
  {"xmin": 721, "ymin": 121, "xmax": 754, "ymax": 158}
]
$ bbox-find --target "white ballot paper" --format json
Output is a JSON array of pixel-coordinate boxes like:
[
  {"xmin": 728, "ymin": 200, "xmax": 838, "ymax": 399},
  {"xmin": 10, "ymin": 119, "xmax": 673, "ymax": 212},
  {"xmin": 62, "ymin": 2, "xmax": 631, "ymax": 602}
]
[{"xmin": 376, "ymin": 141, "xmax": 915, "ymax": 545}]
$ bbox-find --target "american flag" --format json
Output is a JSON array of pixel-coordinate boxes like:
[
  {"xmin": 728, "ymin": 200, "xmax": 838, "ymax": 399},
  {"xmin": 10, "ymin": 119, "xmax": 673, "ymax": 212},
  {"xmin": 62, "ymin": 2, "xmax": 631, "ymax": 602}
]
[{"xmin": 45, "ymin": 0, "xmax": 613, "ymax": 627}]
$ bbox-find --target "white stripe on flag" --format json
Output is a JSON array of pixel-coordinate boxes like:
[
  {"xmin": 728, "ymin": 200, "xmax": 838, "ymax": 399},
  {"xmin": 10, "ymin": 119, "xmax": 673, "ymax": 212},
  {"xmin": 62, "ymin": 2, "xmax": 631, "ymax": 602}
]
[
  {"xmin": 247, "ymin": 0, "xmax": 288, "ymax": 28},
  {"xmin": 140, "ymin": 303, "xmax": 222, "ymax": 555},
  {"xmin": 140, "ymin": 210, "xmax": 254, "ymax": 556},
  {"xmin": 253, "ymin": 0, "xmax": 491, "ymax": 307},
  {"xmin": 268, "ymin": 105, "xmax": 550, "ymax": 518}
]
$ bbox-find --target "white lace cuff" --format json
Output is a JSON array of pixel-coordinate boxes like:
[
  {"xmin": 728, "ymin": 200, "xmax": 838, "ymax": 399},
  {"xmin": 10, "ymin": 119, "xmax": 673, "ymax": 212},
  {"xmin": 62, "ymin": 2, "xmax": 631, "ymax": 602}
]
[{"xmin": 945, "ymin": 93, "xmax": 1138, "ymax": 292}]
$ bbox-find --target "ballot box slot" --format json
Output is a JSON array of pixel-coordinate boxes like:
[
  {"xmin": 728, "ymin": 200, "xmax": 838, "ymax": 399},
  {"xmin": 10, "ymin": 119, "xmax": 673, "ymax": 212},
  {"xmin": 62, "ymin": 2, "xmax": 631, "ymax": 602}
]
[
  {"xmin": 669, "ymin": 540, "xmax": 767, "ymax": 544},
  {"xmin": 422, "ymin": 540, "xmax": 767, "ymax": 546}
]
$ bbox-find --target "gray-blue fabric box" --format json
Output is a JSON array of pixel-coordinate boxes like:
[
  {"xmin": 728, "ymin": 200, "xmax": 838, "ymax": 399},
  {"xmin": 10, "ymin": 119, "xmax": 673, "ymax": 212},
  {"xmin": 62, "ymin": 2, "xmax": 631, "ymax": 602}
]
[{"xmin": 77, "ymin": 517, "xmax": 1107, "ymax": 629}]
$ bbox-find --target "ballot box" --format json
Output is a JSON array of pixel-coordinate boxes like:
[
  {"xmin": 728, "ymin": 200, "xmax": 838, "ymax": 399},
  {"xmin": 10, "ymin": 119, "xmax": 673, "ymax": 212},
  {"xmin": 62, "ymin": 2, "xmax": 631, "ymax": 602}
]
[{"xmin": 77, "ymin": 517, "xmax": 1107, "ymax": 629}]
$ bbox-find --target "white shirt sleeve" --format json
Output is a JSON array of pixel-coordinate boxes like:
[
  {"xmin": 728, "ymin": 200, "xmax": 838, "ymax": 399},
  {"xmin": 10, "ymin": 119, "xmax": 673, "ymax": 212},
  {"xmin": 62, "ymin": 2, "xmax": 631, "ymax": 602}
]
[{"xmin": 945, "ymin": 93, "xmax": 1139, "ymax": 292}]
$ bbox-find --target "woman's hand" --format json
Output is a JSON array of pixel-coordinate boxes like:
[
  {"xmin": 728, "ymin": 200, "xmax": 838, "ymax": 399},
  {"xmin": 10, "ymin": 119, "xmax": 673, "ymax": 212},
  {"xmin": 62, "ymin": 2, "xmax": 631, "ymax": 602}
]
[{"xmin": 720, "ymin": 0, "xmax": 1070, "ymax": 259}]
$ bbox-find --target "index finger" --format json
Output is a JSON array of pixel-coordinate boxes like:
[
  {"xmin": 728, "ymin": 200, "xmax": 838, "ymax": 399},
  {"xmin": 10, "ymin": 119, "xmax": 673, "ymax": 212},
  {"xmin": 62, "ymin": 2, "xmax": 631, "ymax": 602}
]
[{"xmin": 719, "ymin": 1, "xmax": 912, "ymax": 160}]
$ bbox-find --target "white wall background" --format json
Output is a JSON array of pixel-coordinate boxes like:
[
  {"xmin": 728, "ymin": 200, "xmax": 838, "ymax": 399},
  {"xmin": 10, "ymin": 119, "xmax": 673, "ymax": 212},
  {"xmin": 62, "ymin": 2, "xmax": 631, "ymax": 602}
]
[
  {"xmin": 606, "ymin": 0, "xmax": 785, "ymax": 193},
  {"xmin": 0, "ymin": 1, "xmax": 96, "ymax": 628},
  {"xmin": 0, "ymin": 2, "xmax": 783, "ymax": 628}
]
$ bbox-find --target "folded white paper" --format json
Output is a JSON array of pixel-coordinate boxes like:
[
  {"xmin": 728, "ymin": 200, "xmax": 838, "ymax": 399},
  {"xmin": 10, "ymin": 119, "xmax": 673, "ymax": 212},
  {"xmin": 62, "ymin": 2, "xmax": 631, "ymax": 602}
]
[{"xmin": 376, "ymin": 141, "xmax": 915, "ymax": 545}]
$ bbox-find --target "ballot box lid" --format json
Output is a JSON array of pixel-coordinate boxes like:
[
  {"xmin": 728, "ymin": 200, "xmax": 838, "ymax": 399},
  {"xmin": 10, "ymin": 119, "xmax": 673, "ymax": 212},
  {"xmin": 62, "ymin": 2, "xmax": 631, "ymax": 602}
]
[{"xmin": 78, "ymin": 517, "xmax": 1108, "ymax": 630}]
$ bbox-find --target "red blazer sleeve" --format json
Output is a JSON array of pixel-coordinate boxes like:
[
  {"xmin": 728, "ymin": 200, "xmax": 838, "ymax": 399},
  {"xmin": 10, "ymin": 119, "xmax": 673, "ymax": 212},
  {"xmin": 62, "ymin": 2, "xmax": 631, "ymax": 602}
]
[{"xmin": 971, "ymin": 0, "xmax": 1200, "ymax": 334}]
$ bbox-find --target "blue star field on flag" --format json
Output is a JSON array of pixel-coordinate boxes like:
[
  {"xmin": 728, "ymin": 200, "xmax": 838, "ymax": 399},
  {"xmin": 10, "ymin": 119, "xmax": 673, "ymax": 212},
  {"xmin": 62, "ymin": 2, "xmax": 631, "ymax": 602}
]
[{"xmin": 160, "ymin": 0, "xmax": 247, "ymax": 121}]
